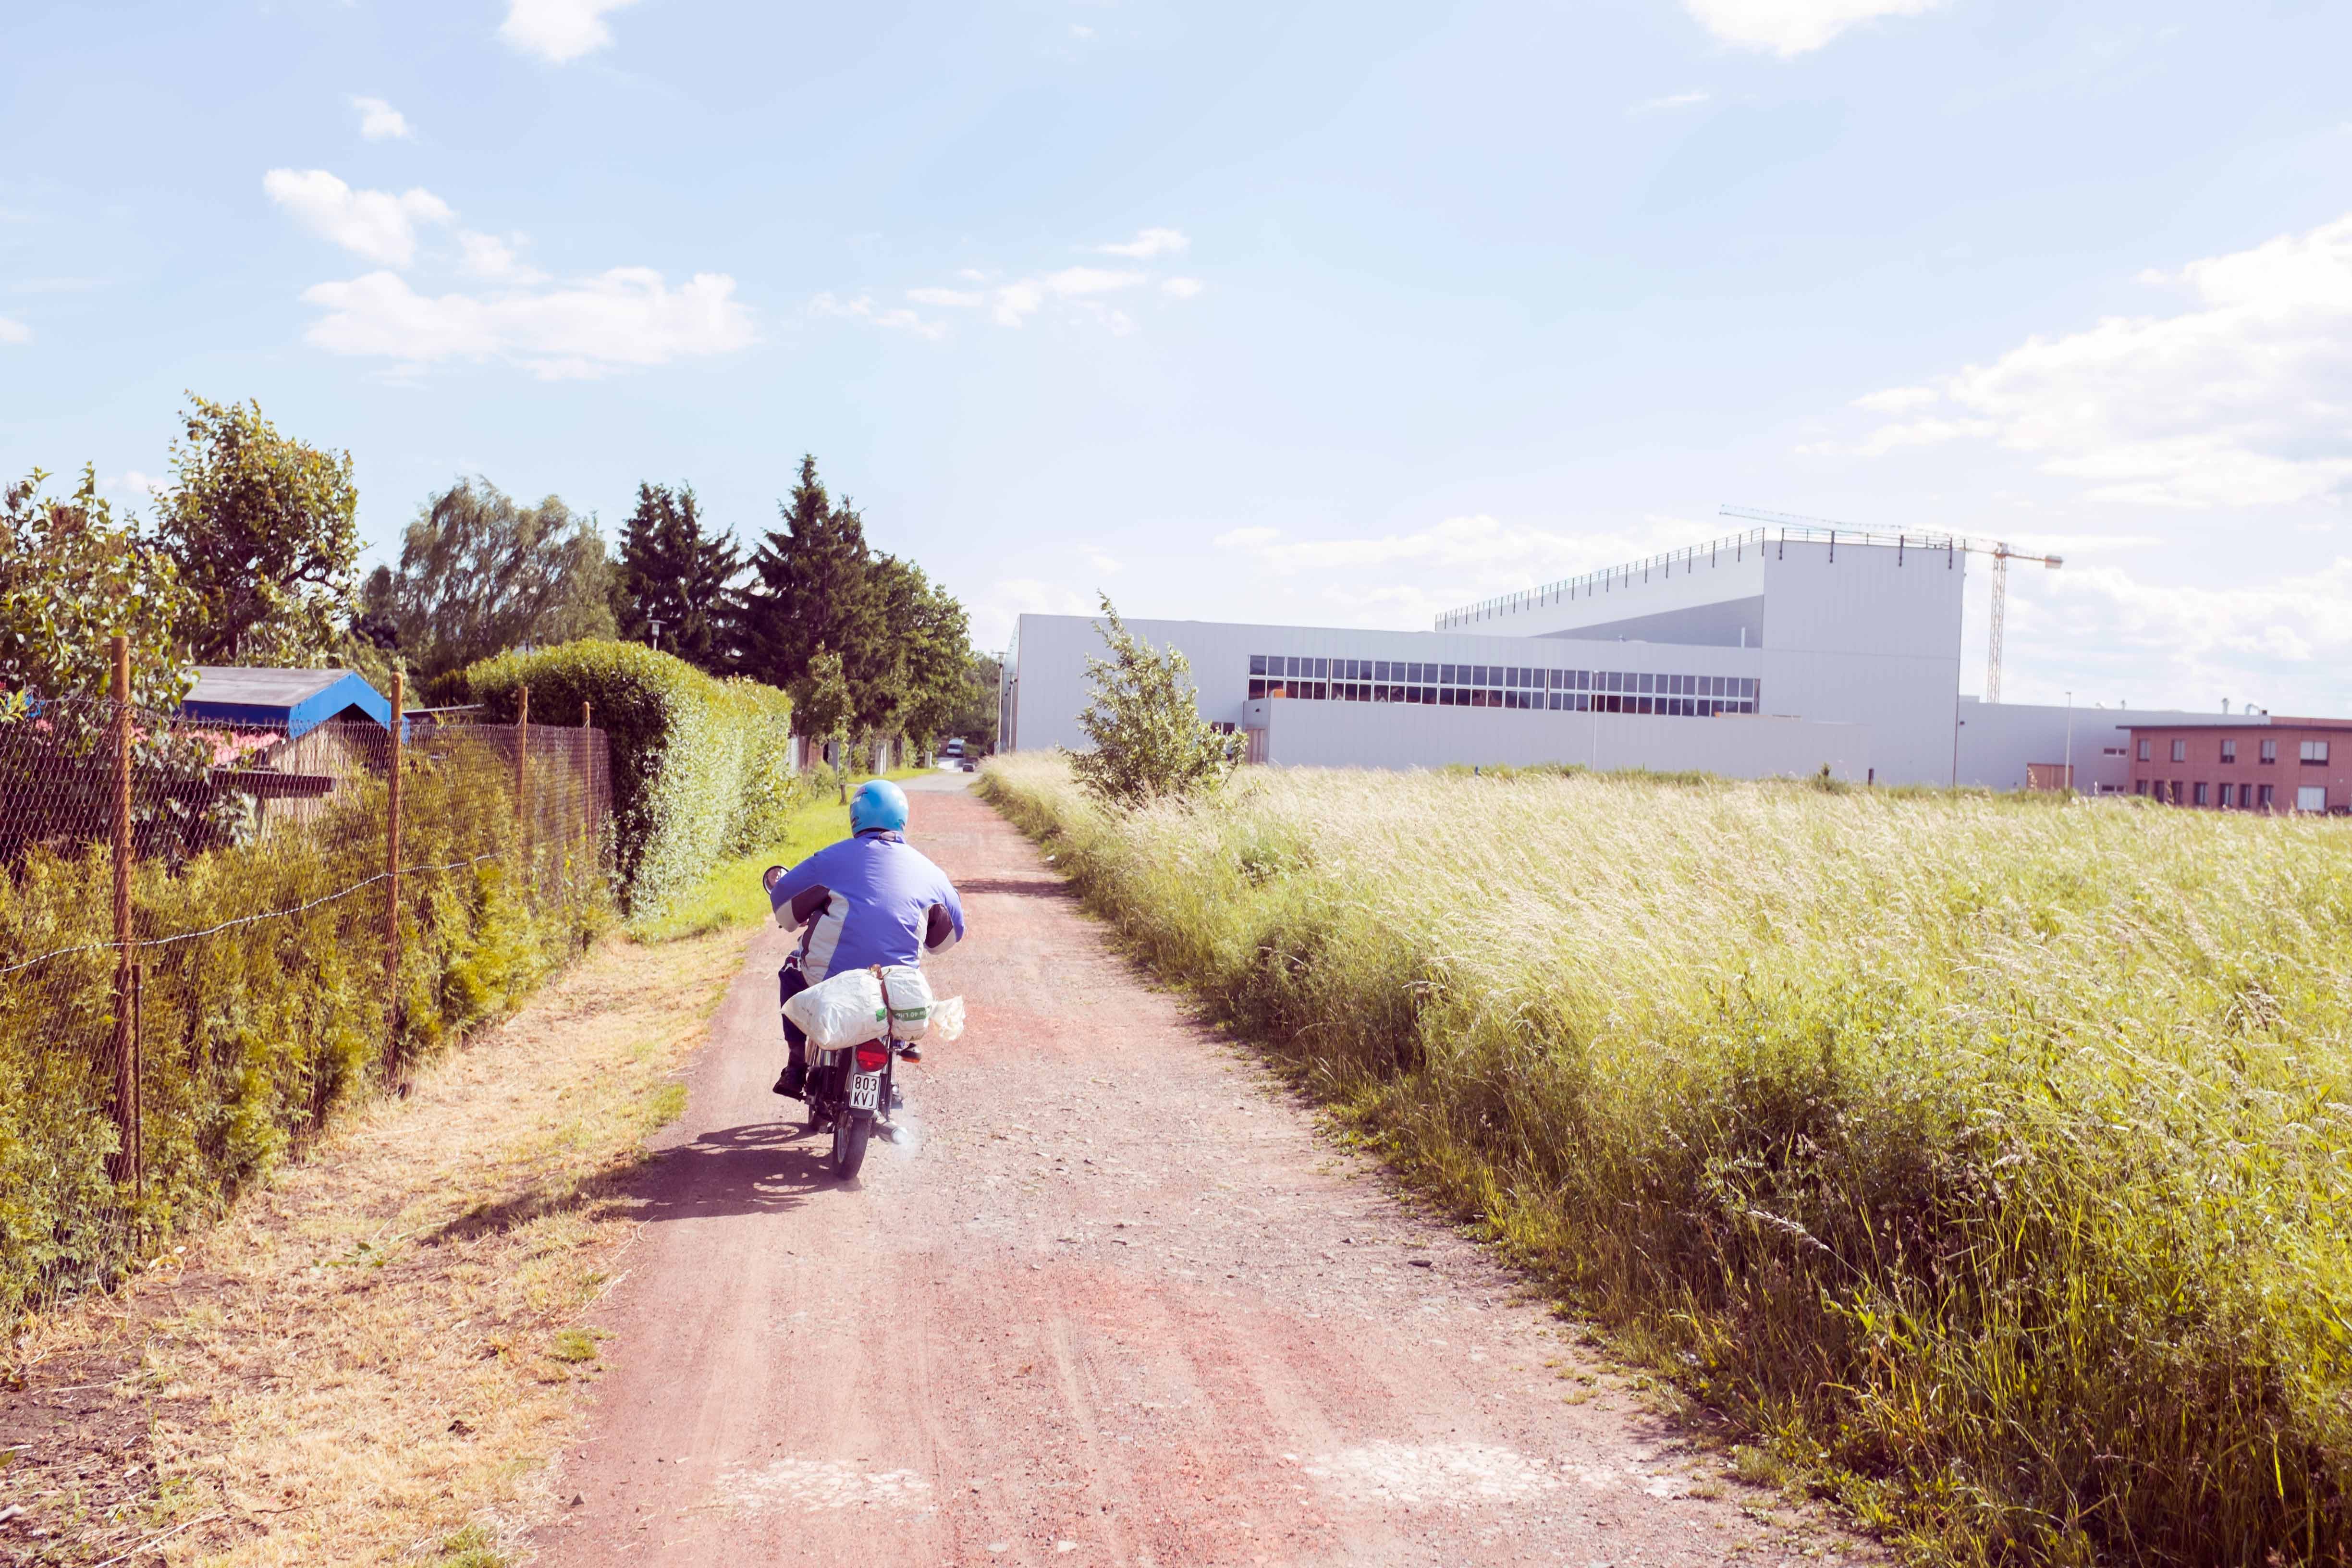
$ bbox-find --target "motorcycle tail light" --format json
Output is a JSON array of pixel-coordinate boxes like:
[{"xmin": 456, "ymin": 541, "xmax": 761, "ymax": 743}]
[{"xmin": 855, "ymin": 1043, "xmax": 889, "ymax": 1073}]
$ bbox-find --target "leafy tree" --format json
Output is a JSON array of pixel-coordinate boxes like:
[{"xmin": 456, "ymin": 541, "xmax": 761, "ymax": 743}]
[
  {"xmin": 942, "ymin": 653, "xmax": 1003, "ymax": 754},
  {"xmin": 867, "ymin": 558, "xmax": 974, "ymax": 752},
  {"xmin": 611, "ymin": 481, "xmax": 739, "ymax": 672},
  {"xmin": 734, "ymin": 456, "xmax": 883, "ymax": 707},
  {"xmin": 0, "ymin": 466, "xmax": 195, "ymax": 714},
  {"xmin": 733, "ymin": 453, "xmax": 982, "ymax": 759},
  {"xmin": 370, "ymin": 477, "xmax": 616, "ymax": 680},
  {"xmin": 157, "ymin": 395, "xmax": 359, "ymax": 665},
  {"xmin": 794, "ymin": 645, "xmax": 855, "ymax": 797},
  {"xmin": 1071, "ymin": 595, "xmax": 1237, "ymax": 807}
]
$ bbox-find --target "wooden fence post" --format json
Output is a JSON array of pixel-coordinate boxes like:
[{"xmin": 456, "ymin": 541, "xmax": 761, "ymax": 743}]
[
  {"xmin": 109, "ymin": 634, "xmax": 137, "ymax": 1189},
  {"xmin": 386, "ymin": 670, "xmax": 404, "ymax": 1070}
]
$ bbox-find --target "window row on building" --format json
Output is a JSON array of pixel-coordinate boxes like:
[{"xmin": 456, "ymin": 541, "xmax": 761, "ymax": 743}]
[
  {"xmin": 2137, "ymin": 736, "xmax": 2329, "ymax": 765},
  {"xmin": 2137, "ymin": 779, "xmax": 2333, "ymax": 811},
  {"xmin": 1246, "ymin": 655, "xmax": 1760, "ymax": 716}
]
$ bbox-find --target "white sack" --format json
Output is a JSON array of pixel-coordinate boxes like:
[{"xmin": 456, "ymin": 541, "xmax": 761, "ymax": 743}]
[{"xmin": 783, "ymin": 964, "xmax": 955, "ymax": 1050}]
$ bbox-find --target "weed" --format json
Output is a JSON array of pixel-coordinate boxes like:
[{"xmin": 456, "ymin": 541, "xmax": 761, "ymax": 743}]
[
  {"xmin": 439, "ymin": 1522, "xmax": 509, "ymax": 1567},
  {"xmin": 548, "ymin": 1327, "xmax": 600, "ymax": 1363}
]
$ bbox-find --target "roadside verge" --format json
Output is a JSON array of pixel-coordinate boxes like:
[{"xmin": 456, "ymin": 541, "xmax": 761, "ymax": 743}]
[{"xmin": 1, "ymin": 926, "xmax": 748, "ymax": 1567}]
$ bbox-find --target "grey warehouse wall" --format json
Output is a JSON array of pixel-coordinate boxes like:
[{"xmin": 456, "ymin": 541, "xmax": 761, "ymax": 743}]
[{"xmin": 1537, "ymin": 595, "xmax": 1764, "ymax": 649}]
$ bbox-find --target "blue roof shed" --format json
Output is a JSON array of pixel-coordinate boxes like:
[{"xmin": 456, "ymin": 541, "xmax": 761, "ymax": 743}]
[{"xmin": 180, "ymin": 667, "xmax": 393, "ymax": 738}]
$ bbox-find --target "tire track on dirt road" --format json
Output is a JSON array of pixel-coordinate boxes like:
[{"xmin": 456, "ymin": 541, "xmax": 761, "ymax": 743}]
[{"xmin": 529, "ymin": 776, "xmax": 1855, "ymax": 1568}]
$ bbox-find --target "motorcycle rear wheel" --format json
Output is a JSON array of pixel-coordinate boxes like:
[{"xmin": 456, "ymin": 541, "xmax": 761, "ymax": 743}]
[{"xmin": 831, "ymin": 1112, "xmax": 871, "ymax": 1179}]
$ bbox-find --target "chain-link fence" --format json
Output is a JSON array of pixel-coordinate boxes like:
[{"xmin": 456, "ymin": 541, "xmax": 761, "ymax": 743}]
[{"xmin": 0, "ymin": 669, "xmax": 611, "ymax": 1316}]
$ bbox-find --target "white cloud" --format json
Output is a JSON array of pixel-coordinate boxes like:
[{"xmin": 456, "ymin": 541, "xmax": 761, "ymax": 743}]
[
  {"xmin": 1214, "ymin": 514, "xmax": 1727, "ymax": 628},
  {"xmin": 1631, "ymin": 89, "xmax": 1711, "ymax": 113},
  {"xmin": 299, "ymin": 267, "xmax": 755, "ymax": 379},
  {"xmin": 350, "ymin": 96, "xmax": 413, "ymax": 141},
  {"xmin": 2014, "ymin": 558, "xmax": 2352, "ymax": 710},
  {"xmin": 1682, "ymin": 0, "xmax": 1946, "ymax": 58},
  {"xmin": 1799, "ymin": 414, "xmax": 1994, "ymax": 458},
  {"xmin": 990, "ymin": 280, "xmax": 1044, "ymax": 326},
  {"xmin": 811, "ymin": 292, "xmax": 946, "ymax": 340},
  {"xmin": 1097, "ymin": 227, "xmax": 1188, "ymax": 260},
  {"xmin": 0, "ymin": 315, "xmax": 27, "ymax": 345},
  {"xmin": 501, "ymin": 0, "xmax": 638, "ymax": 63},
  {"xmin": 1043, "ymin": 266, "xmax": 1146, "ymax": 296},
  {"xmin": 1851, "ymin": 384, "xmax": 1937, "ymax": 413},
  {"xmin": 105, "ymin": 470, "xmax": 165, "ymax": 498},
  {"xmin": 1071, "ymin": 23, "xmax": 1095, "ymax": 39},
  {"xmin": 832, "ymin": 238, "xmax": 1197, "ymax": 340},
  {"xmin": 264, "ymin": 169, "xmax": 453, "ymax": 267},
  {"xmin": 1084, "ymin": 548, "xmax": 1123, "ymax": 575},
  {"xmin": 1839, "ymin": 211, "xmax": 2352, "ymax": 507},
  {"xmin": 459, "ymin": 230, "xmax": 546, "ymax": 284},
  {"xmin": 846, "ymin": 266, "xmax": 1154, "ymax": 333},
  {"xmin": 973, "ymin": 578, "xmax": 1098, "ymax": 649}
]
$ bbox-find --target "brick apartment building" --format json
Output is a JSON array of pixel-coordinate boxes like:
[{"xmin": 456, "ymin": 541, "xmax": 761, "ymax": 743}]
[{"xmin": 2126, "ymin": 718, "xmax": 2352, "ymax": 812}]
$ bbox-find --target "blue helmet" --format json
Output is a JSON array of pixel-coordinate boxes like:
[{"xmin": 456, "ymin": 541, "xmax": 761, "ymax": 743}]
[{"xmin": 850, "ymin": 778, "xmax": 910, "ymax": 835}]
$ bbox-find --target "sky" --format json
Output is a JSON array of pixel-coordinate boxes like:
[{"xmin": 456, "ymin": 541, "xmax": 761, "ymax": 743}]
[{"xmin": 3, "ymin": 0, "xmax": 2349, "ymax": 715}]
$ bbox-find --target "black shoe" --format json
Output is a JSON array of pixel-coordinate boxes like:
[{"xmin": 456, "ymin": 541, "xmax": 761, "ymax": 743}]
[
  {"xmin": 898, "ymin": 1045, "xmax": 921, "ymax": 1065},
  {"xmin": 772, "ymin": 1065, "xmax": 807, "ymax": 1100}
]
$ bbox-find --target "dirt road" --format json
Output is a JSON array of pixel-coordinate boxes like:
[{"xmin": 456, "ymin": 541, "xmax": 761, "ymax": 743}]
[{"xmin": 531, "ymin": 779, "xmax": 1834, "ymax": 1568}]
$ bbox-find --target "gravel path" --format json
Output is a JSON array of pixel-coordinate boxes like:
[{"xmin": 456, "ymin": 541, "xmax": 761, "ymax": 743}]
[{"xmin": 530, "ymin": 777, "xmax": 1849, "ymax": 1568}]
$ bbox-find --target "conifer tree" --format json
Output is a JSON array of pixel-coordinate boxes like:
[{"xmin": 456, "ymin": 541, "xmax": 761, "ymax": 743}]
[
  {"xmin": 612, "ymin": 481, "xmax": 739, "ymax": 672},
  {"xmin": 733, "ymin": 456, "xmax": 884, "ymax": 707}
]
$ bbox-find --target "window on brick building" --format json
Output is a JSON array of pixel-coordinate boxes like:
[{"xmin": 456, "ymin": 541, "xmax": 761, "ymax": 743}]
[
  {"xmin": 2302, "ymin": 739, "xmax": 2331, "ymax": 764},
  {"xmin": 2171, "ymin": 738, "xmax": 2188, "ymax": 762},
  {"xmin": 2221, "ymin": 738, "xmax": 2237, "ymax": 763},
  {"xmin": 2261, "ymin": 739, "xmax": 2278, "ymax": 763}
]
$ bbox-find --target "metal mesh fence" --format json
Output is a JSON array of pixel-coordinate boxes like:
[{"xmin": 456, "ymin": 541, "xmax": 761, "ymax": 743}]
[{"xmin": 0, "ymin": 691, "xmax": 611, "ymax": 1315}]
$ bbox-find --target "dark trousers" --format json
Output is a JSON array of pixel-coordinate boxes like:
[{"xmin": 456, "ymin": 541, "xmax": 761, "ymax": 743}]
[{"xmin": 779, "ymin": 964, "xmax": 812, "ymax": 1077}]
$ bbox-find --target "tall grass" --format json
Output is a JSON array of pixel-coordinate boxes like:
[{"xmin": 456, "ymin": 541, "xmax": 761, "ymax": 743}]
[{"xmin": 982, "ymin": 755, "xmax": 2352, "ymax": 1567}]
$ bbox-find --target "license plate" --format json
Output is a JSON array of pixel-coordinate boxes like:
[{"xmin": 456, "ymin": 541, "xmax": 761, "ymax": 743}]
[{"xmin": 848, "ymin": 1070, "xmax": 882, "ymax": 1112}]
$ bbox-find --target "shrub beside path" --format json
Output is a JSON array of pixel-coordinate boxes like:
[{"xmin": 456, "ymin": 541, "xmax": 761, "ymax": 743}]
[{"xmin": 531, "ymin": 778, "xmax": 1861, "ymax": 1567}]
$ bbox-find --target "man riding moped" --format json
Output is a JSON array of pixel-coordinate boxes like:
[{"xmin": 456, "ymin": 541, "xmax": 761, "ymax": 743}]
[{"xmin": 762, "ymin": 778, "xmax": 965, "ymax": 1102}]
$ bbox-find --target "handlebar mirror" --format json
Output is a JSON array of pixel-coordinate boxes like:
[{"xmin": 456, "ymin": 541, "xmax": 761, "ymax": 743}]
[{"xmin": 761, "ymin": 865, "xmax": 785, "ymax": 891}]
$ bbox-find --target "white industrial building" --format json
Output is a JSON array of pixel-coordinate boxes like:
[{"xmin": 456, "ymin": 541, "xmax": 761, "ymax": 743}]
[{"xmin": 1000, "ymin": 523, "xmax": 2252, "ymax": 789}]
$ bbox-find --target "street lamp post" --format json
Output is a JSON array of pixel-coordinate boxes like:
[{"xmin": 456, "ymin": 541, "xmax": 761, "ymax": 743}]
[{"xmin": 2063, "ymin": 690, "xmax": 2075, "ymax": 798}]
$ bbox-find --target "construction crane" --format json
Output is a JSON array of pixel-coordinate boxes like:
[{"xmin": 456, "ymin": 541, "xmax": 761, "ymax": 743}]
[{"xmin": 1717, "ymin": 506, "xmax": 2061, "ymax": 704}]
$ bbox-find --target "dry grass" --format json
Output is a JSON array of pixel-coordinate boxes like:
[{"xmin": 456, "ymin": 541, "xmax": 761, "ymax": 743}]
[
  {"xmin": 1, "ymin": 926, "xmax": 747, "ymax": 1567},
  {"xmin": 984, "ymin": 754, "xmax": 2352, "ymax": 1567}
]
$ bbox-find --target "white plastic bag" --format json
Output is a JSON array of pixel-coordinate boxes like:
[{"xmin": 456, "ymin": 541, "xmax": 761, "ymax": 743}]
[{"xmin": 783, "ymin": 965, "xmax": 956, "ymax": 1049}]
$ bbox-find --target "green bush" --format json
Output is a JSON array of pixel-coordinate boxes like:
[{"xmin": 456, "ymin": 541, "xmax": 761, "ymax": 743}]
[
  {"xmin": 458, "ymin": 641, "xmax": 806, "ymax": 919},
  {"xmin": 0, "ymin": 730, "xmax": 607, "ymax": 1317}
]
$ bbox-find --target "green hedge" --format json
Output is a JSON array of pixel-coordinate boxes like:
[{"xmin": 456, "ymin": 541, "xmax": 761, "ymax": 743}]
[
  {"xmin": 458, "ymin": 641, "xmax": 803, "ymax": 919},
  {"xmin": 0, "ymin": 731, "xmax": 607, "ymax": 1316}
]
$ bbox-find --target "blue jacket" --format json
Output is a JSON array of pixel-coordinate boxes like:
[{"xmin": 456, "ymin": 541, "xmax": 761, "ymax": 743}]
[{"xmin": 769, "ymin": 830, "xmax": 966, "ymax": 981}]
